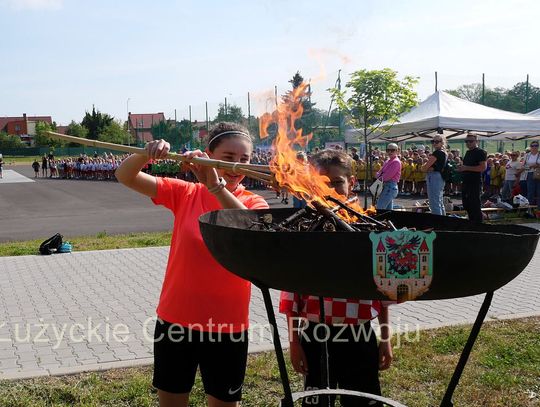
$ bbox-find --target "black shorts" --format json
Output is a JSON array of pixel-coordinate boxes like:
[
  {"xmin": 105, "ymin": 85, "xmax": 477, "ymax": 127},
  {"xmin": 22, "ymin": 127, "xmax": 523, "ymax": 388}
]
[
  {"xmin": 300, "ymin": 321, "xmax": 381, "ymax": 407},
  {"xmin": 152, "ymin": 318, "xmax": 249, "ymax": 402}
]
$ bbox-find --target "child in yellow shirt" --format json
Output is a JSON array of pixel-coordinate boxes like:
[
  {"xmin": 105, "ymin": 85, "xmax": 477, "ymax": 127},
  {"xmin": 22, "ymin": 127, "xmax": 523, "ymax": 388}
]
[
  {"xmin": 402, "ymin": 159, "xmax": 414, "ymax": 195},
  {"xmin": 414, "ymin": 159, "xmax": 426, "ymax": 195}
]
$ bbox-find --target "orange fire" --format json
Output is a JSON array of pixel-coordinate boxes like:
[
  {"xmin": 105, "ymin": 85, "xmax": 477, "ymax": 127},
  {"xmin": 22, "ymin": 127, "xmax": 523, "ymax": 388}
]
[{"xmin": 259, "ymin": 82, "xmax": 374, "ymax": 222}]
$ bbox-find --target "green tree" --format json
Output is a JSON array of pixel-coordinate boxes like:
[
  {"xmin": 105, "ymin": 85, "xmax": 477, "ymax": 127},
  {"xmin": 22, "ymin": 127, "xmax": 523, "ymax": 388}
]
[
  {"xmin": 214, "ymin": 103, "xmax": 245, "ymax": 124},
  {"xmin": 34, "ymin": 121, "xmax": 63, "ymax": 147},
  {"xmin": 300, "ymin": 107, "xmax": 343, "ymax": 149},
  {"xmin": 66, "ymin": 121, "xmax": 88, "ymax": 138},
  {"xmin": 151, "ymin": 120, "xmax": 192, "ymax": 151},
  {"xmin": 329, "ymin": 68, "xmax": 418, "ymax": 206},
  {"xmin": 247, "ymin": 116, "xmax": 261, "ymax": 144},
  {"xmin": 508, "ymin": 81, "xmax": 540, "ymax": 113},
  {"xmin": 98, "ymin": 121, "xmax": 132, "ymax": 144},
  {"xmin": 446, "ymin": 83, "xmax": 483, "ymax": 102},
  {"xmin": 446, "ymin": 81, "xmax": 540, "ymax": 113},
  {"xmin": 310, "ymin": 108, "xmax": 343, "ymax": 148},
  {"xmin": 177, "ymin": 120, "xmax": 195, "ymax": 148},
  {"xmin": 65, "ymin": 121, "xmax": 89, "ymax": 146},
  {"xmin": 282, "ymin": 71, "xmax": 316, "ymax": 136},
  {"xmin": 0, "ymin": 132, "xmax": 25, "ymax": 149},
  {"xmin": 330, "ymin": 68, "xmax": 418, "ymax": 144},
  {"xmin": 81, "ymin": 106, "xmax": 113, "ymax": 140}
]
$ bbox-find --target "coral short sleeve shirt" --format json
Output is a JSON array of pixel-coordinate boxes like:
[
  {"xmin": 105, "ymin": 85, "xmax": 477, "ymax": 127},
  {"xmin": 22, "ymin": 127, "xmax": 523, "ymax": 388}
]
[{"xmin": 152, "ymin": 177, "xmax": 269, "ymax": 332}]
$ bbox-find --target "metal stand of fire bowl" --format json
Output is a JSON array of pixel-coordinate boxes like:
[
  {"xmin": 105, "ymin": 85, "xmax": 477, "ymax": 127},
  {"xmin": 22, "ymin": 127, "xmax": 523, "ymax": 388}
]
[{"xmin": 259, "ymin": 285, "xmax": 494, "ymax": 407}]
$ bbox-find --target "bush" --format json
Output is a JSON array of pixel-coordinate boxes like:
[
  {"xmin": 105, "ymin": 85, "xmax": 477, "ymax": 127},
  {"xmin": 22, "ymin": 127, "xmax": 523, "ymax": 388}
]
[{"xmin": 0, "ymin": 132, "xmax": 25, "ymax": 149}]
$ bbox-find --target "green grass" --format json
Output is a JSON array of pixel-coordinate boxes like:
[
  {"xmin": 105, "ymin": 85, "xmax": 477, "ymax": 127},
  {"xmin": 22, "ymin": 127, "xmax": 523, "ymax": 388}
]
[
  {"xmin": 3, "ymin": 156, "xmax": 43, "ymax": 164},
  {"xmin": 383, "ymin": 317, "xmax": 540, "ymax": 406},
  {"xmin": 0, "ymin": 231, "xmax": 172, "ymax": 257},
  {"xmin": 0, "ymin": 318, "xmax": 538, "ymax": 406}
]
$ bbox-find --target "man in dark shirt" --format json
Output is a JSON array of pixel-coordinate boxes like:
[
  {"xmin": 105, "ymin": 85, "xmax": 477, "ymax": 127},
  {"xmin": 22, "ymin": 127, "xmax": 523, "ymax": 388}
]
[{"xmin": 458, "ymin": 133, "xmax": 487, "ymax": 222}]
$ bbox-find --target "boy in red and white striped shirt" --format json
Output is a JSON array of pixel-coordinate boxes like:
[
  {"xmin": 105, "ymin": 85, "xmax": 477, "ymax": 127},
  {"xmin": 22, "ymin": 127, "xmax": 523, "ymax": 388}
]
[{"xmin": 279, "ymin": 149, "xmax": 393, "ymax": 407}]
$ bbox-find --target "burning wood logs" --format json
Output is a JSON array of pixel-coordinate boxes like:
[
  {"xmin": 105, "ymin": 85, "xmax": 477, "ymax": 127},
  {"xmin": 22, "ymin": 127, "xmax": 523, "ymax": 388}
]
[{"xmin": 251, "ymin": 197, "xmax": 397, "ymax": 232}]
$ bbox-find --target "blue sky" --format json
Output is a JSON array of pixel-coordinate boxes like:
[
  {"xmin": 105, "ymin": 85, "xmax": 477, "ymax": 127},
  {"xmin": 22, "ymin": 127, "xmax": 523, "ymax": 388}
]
[{"xmin": 2, "ymin": 0, "xmax": 540, "ymax": 125}]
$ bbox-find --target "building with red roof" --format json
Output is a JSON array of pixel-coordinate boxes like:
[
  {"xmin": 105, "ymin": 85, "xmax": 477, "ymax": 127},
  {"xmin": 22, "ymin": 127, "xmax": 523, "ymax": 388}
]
[
  {"xmin": 128, "ymin": 112, "xmax": 165, "ymax": 143},
  {"xmin": 0, "ymin": 114, "xmax": 53, "ymax": 145},
  {"xmin": 0, "ymin": 114, "xmax": 52, "ymax": 136}
]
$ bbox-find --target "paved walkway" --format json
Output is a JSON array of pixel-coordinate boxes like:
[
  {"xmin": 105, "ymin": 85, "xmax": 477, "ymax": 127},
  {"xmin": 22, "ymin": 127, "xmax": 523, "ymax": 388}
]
[
  {"xmin": 0, "ymin": 170, "xmax": 35, "ymax": 184},
  {"xmin": 0, "ymin": 240, "xmax": 539, "ymax": 380}
]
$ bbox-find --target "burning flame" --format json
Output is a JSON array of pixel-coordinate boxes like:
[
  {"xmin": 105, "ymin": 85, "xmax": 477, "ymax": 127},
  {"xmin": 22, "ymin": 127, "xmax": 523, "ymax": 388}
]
[{"xmin": 260, "ymin": 82, "xmax": 374, "ymax": 222}]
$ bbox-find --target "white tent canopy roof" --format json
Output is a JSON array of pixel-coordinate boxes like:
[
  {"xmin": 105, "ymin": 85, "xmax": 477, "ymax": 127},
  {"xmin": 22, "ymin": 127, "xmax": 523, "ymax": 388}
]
[
  {"xmin": 486, "ymin": 107, "xmax": 540, "ymax": 140},
  {"xmin": 363, "ymin": 91, "xmax": 540, "ymax": 142},
  {"xmin": 527, "ymin": 108, "xmax": 540, "ymax": 117}
]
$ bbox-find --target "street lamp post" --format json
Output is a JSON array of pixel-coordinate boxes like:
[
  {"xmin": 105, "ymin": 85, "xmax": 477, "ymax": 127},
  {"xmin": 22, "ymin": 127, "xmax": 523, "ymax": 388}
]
[{"xmin": 126, "ymin": 98, "xmax": 131, "ymax": 145}]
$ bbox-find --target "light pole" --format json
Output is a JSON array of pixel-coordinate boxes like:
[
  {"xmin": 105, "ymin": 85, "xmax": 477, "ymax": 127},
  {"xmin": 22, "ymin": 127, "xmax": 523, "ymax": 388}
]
[{"xmin": 126, "ymin": 98, "xmax": 131, "ymax": 145}]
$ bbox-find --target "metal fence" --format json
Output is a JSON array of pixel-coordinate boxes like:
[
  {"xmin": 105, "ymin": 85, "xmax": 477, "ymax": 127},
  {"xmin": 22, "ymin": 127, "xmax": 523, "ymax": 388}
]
[{"xmin": 0, "ymin": 146, "xmax": 123, "ymax": 157}]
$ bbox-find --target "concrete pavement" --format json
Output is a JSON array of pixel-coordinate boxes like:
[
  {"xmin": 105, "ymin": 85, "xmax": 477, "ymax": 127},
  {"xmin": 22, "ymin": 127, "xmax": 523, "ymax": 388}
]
[
  {"xmin": 0, "ymin": 239, "xmax": 538, "ymax": 380},
  {"xmin": 0, "ymin": 165, "xmax": 290, "ymax": 242}
]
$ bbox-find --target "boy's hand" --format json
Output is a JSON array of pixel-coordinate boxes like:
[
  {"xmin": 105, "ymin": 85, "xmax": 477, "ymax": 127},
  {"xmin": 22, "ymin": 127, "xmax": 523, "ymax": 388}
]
[
  {"xmin": 378, "ymin": 341, "xmax": 393, "ymax": 370},
  {"xmin": 145, "ymin": 139, "xmax": 170, "ymax": 159},
  {"xmin": 289, "ymin": 341, "xmax": 308, "ymax": 375}
]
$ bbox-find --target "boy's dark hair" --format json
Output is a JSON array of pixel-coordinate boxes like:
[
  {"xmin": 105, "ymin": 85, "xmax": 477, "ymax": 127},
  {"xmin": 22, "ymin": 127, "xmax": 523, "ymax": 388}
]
[
  {"xmin": 310, "ymin": 149, "xmax": 353, "ymax": 177},
  {"xmin": 205, "ymin": 122, "xmax": 252, "ymax": 152}
]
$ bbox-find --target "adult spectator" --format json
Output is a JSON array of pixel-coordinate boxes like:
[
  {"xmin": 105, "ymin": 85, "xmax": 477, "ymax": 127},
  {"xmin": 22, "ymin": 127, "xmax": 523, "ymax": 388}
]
[
  {"xmin": 0, "ymin": 155, "xmax": 3, "ymax": 179},
  {"xmin": 376, "ymin": 143, "xmax": 401, "ymax": 210},
  {"xmin": 518, "ymin": 151, "xmax": 528, "ymax": 198},
  {"xmin": 350, "ymin": 147, "xmax": 359, "ymax": 161},
  {"xmin": 501, "ymin": 151, "xmax": 522, "ymax": 200},
  {"xmin": 458, "ymin": 134, "xmax": 487, "ymax": 222},
  {"xmin": 421, "ymin": 135, "xmax": 447, "ymax": 215},
  {"xmin": 524, "ymin": 141, "xmax": 540, "ymax": 208},
  {"xmin": 41, "ymin": 155, "xmax": 48, "ymax": 178}
]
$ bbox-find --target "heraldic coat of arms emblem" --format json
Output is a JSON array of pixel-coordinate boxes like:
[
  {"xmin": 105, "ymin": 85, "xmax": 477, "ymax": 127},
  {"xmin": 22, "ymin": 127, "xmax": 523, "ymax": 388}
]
[{"xmin": 369, "ymin": 230, "xmax": 436, "ymax": 302}]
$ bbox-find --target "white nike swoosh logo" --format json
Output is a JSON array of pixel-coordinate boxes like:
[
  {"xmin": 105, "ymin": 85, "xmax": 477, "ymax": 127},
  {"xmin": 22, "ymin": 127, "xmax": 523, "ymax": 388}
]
[{"xmin": 228, "ymin": 385, "xmax": 243, "ymax": 395}]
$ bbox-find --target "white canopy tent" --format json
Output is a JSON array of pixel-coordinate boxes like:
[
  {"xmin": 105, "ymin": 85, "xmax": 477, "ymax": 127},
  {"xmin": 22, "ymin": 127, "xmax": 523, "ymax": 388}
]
[
  {"xmin": 344, "ymin": 128, "xmax": 387, "ymax": 144},
  {"xmin": 485, "ymin": 107, "xmax": 540, "ymax": 141},
  {"xmin": 356, "ymin": 91, "xmax": 540, "ymax": 143}
]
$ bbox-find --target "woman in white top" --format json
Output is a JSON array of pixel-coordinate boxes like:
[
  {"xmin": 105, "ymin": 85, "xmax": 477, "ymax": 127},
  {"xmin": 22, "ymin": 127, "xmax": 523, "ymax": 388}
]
[
  {"xmin": 502, "ymin": 151, "xmax": 523, "ymax": 200},
  {"xmin": 524, "ymin": 142, "xmax": 540, "ymax": 208}
]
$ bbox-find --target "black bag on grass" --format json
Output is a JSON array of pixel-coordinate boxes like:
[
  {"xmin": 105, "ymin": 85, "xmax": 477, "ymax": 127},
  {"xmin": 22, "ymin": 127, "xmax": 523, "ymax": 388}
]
[{"xmin": 39, "ymin": 233, "xmax": 63, "ymax": 255}]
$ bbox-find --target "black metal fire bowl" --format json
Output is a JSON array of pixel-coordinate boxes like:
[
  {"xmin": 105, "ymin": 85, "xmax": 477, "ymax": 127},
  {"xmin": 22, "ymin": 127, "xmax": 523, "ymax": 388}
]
[{"xmin": 200, "ymin": 208, "xmax": 539, "ymax": 301}]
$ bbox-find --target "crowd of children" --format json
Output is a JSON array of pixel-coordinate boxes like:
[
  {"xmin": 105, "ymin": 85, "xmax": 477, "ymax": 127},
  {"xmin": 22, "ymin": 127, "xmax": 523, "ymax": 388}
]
[
  {"xmin": 347, "ymin": 144, "xmax": 534, "ymax": 207},
  {"xmin": 32, "ymin": 153, "xmax": 127, "ymax": 180},
  {"xmin": 350, "ymin": 145, "xmax": 464, "ymax": 197},
  {"xmin": 30, "ymin": 149, "xmax": 275, "ymax": 187},
  {"xmin": 30, "ymin": 144, "xmax": 531, "ymax": 207}
]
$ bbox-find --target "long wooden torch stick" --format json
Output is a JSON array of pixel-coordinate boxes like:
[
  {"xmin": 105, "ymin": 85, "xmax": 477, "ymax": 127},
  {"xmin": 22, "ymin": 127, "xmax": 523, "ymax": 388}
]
[{"xmin": 45, "ymin": 131, "xmax": 273, "ymax": 183}]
